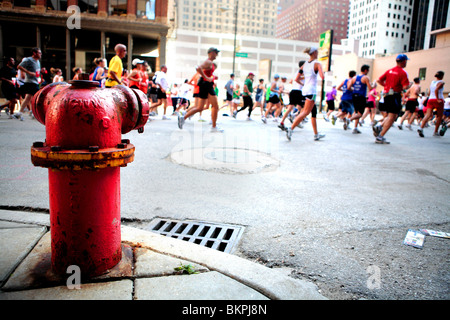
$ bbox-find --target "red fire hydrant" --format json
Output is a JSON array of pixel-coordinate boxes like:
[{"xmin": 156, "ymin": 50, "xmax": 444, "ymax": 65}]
[{"xmin": 31, "ymin": 74, "xmax": 149, "ymax": 277}]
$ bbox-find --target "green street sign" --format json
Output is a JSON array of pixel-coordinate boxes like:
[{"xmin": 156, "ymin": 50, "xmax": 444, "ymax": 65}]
[{"xmin": 235, "ymin": 52, "xmax": 249, "ymax": 58}]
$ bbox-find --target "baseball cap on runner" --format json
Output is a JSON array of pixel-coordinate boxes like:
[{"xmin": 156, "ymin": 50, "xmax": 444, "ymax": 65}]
[
  {"xmin": 309, "ymin": 47, "xmax": 318, "ymax": 54},
  {"xmin": 208, "ymin": 47, "xmax": 220, "ymax": 54},
  {"xmin": 132, "ymin": 58, "xmax": 144, "ymax": 65},
  {"xmin": 274, "ymin": 74, "xmax": 280, "ymax": 79},
  {"xmin": 396, "ymin": 54, "xmax": 409, "ymax": 61}
]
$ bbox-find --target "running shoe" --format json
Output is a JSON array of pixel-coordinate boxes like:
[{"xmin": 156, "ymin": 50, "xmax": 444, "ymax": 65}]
[
  {"xmin": 286, "ymin": 127, "xmax": 292, "ymax": 141},
  {"xmin": 406, "ymin": 124, "xmax": 412, "ymax": 131},
  {"xmin": 162, "ymin": 115, "xmax": 170, "ymax": 120},
  {"xmin": 372, "ymin": 124, "xmax": 381, "ymax": 137},
  {"xmin": 398, "ymin": 124, "xmax": 403, "ymax": 130},
  {"xmin": 331, "ymin": 115, "xmax": 337, "ymax": 125},
  {"xmin": 211, "ymin": 126, "xmax": 224, "ymax": 133},
  {"xmin": 178, "ymin": 113, "xmax": 185, "ymax": 129},
  {"xmin": 343, "ymin": 118, "xmax": 349, "ymax": 130},
  {"xmin": 375, "ymin": 135, "xmax": 390, "ymax": 144},
  {"xmin": 261, "ymin": 117, "xmax": 267, "ymax": 124},
  {"xmin": 417, "ymin": 128, "xmax": 424, "ymax": 137},
  {"xmin": 288, "ymin": 113, "xmax": 294, "ymax": 123},
  {"xmin": 232, "ymin": 111, "xmax": 237, "ymax": 118},
  {"xmin": 278, "ymin": 123, "xmax": 287, "ymax": 131},
  {"xmin": 314, "ymin": 133, "xmax": 325, "ymax": 141},
  {"xmin": 352, "ymin": 128, "xmax": 361, "ymax": 134},
  {"xmin": 440, "ymin": 123, "xmax": 447, "ymax": 136},
  {"xmin": 324, "ymin": 116, "xmax": 330, "ymax": 122},
  {"xmin": 433, "ymin": 132, "xmax": 440, "ymax": 137}
]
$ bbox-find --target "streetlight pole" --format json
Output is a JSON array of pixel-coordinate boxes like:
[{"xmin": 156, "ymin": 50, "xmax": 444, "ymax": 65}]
[
  {"xmin": 232, "ymin": 0, "xmax": 239, "ymax": 75},
  {"xmin": 219, "ymin": 0, "xmax": 239, "ymax": 76}
]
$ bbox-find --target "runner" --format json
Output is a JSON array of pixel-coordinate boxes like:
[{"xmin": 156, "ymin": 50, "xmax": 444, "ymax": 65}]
[
  {"xmin": 151, "ymin": 65, "xmax": 169, "ymax": 120},
  {"xmin": 286, "ymin": 47, "xmax": 325, "ymax": 141},
  {"xmin": 418, "ymin": 71, "xmax": 445, "ymax": 138},
  {"xmin": 234, "ymin": 72, "xmax": 255, "ymax": 120},
  {"xmin": 348, "ymin": 65, "xmax": 374, "ymax": 134},
  {"xmin": 333, "ymin": 70, "xmax": 356, "ymax": 130},
  {"xmin": 105, "ymin": 44, "xmax": 126, "ymax": 88},
  {"xmin": 178, "ymin": 47, "xmax": 223, "ymax": 132},
  {"xmin": 279, "ymin": 61, "xmax": 305, "ymax": 131},
  {"xmin": 373, "ymin": 54, "xmax": 410, "ymax": 144},
  {"xmin": 127, "ymin": 58, "xmax": 143, "ymax": 89},
  {"xmin": 261, "ymin": 74, "xmax": 282, "ymax": 124},
  {"xmin": 324, "ymin": 85, "xmax": 337, "ymax": 122},
  {"xmin": 17, "ymin": 47, "xmax": 42, "ymax": 121},
  {"xmin": 231, "ymin": 84, "xmax": 241, "ymax": 117},
  {"xmin": 398, "ymin": 77, "xmax": 420, "ymax": 130},
  {"xmin": 0, "ymin": 57, "xmax": 18, "ymax": 119},
  {"xmin": 139, "ymin": 62, "xmax": 149, "ymax": 95},
  {"xmin": 252, "ymin": 79, "xmax": 265, "ymax": 117},
  {"xmin": 92, "ymin": 58, "xmax": 106, "ymax": 87},
  {"xmin": 175, "ymin": 79, "xmax": 192, "ymax": 114},
  {"xmin": 440, "ymin": 93, "xmax": 450, "ymax": 136},
  {"xmin": 360, "ymin": 83, "xmax": 378, "ymax": 126},
  {"xmin": 222, "ymin": 74, "xmax": 235, "ymax": 114}
]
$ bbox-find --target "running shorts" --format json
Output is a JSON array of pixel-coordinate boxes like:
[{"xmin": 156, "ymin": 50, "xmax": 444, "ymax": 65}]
[
  {"xmin": 303, "ymin": 94, "xmax": 317, "ymax": 118},
  {"xmin": 198, "ymin": 78, "xmax": 216, "ymax": 99},
  {"xmin": 384, "ymin": 93, "xmax": 402, "ymax": 115},
  {"xmin": 366, "ymin": 100, "xmax": 376, "ymax": 109},
  {"xmin": 424, "ymin": 99, "xmax": 444, "ymax": 113},
  {"xmin": 326, "ymin": 100, "xmax": 335, "ymax": 111},
  {"xmin": 352, "ymin": 94, "xmax": 367, "ymax": 114},
  {"xmin": 289, "ymin": 90, "xmax": 303, "ymax": 106},
  {"xmin": 156, "ymin": 88, "xmax": 167, "ymax": 100},
  {"xmin": 20, "ymin": 83, "xmax": 40, "ymax": 96},
  {"xmin": 339, "ymin": 100, "xmax": 353, "ymax": 114},
  {"xmin": 268, "ymin": 95, "xmax": 280, "ymax": 104},
  {"xmin": 405, "ymin": 99, "xmax": 418, "ymax": 113}
]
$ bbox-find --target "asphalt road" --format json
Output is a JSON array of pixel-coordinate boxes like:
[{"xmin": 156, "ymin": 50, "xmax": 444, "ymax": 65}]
[{"xmin": 1, "ymin": 108, "xmax": 449, "ymax": 300}]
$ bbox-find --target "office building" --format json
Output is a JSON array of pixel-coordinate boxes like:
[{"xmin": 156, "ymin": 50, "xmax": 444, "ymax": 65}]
[
  {"xmin": 175, "ymin": 0, "xmax": 278, "ymax": 37},
  {"xmin": 276, "ymin": 0, "xmax": 349, "ymax": 44},
  {"xmin": 409, "ymin": 0, "xmax": 450, "ymax": 51},
  {"xmin": 348, "ymin": 0, "xmax": 414, "ymax": 58}
]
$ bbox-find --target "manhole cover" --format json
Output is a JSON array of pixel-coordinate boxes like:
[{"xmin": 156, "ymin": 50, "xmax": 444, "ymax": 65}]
[
  {"xmin": 146, "ymin": 218, "xmax": 245, "ymax": 254},
  {"xmin": 170, "ymin": 147, "xmax": 279, "ymax": 174}
]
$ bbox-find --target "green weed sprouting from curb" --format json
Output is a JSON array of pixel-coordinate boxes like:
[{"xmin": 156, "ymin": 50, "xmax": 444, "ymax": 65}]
[{"xmin": 174, "ymin": 263, "xmax": 199, "ymax": 275}]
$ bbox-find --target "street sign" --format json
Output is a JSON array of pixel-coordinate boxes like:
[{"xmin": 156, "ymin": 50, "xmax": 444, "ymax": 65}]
[{"xmin": 235, "ymin": 52, "xmax": 249, "ymax": 58}]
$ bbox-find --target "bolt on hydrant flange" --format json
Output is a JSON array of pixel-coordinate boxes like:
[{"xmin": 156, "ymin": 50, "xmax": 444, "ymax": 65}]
[{"xmin": 31, "ymin": 75, "xmax": 149, "ymax": 277}]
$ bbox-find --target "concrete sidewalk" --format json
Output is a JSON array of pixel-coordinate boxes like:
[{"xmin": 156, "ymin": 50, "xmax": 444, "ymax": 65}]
[{"xmin": 0, "ymin": 209, "xmax": 326, "ymax": 300}]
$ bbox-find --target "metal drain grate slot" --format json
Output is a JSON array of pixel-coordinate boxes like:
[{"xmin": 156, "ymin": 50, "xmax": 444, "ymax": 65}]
[{"xmin": 146, "ymin": 218, "xmax": 245, "ymax": 254}]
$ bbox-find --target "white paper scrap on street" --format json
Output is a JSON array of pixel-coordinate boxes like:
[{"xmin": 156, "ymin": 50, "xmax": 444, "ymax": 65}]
[
  {"xmin": 403, "ymin": 229, "xmax": 425, "ymax": 249},
  {"xmin": 419, "ymin": 229, "xmax": 450, "ymax": 239}
]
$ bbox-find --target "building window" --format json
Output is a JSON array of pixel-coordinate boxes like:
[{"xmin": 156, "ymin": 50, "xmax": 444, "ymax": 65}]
[
  {"xmin": 419, "ymin": 68, "xmax": 426, "ymax": 81},
  {"xmin": 13, "ymin": 0, "xmax": 36, "ymax": 8},
  {"xmin": 47, "ymin": 0, "xmax": 67, "ymax": 11},
  {"xmin": 137, "ymin": 0, "xmax": 156, "ymax": 19},
  {"xmin": 110, "ymin": 0, "xmax": 127, "ymax": 16},
  {"xmin": 78, "ymin": 0, "xmax": 98, "ymax": 14}
]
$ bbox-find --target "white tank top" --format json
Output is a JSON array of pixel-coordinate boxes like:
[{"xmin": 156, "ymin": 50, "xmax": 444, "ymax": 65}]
[
  {"xmin": 302, "ymin": 60, "xmax": 318, "ymax": 95},
  {"xmin": 291, "ymin": 70, "xmax": 303, "ymax": 91},
  {"xmin": 429, "ymin": 80, "xmax": 444, "ymax": 100}
]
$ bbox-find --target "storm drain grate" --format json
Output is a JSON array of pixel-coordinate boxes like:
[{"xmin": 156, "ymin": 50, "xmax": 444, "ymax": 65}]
[{"xmin": 145, "ymin": 218, "xmax": 245, "ymax": 254}]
